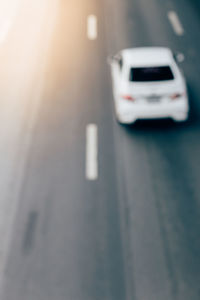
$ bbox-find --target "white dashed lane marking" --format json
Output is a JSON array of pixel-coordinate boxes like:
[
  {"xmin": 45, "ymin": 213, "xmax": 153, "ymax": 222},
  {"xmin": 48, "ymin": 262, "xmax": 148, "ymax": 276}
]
[
  {"xmin": 86, "ymin": 124, "xmax": 98, "ymax": 180},
  {"xmin": 87, "ymin": 15, "xmax": 98, "ymax": 40},
  {"xmin": 168, "ymin": 11, "xmax": 184, "ymax": 36}
]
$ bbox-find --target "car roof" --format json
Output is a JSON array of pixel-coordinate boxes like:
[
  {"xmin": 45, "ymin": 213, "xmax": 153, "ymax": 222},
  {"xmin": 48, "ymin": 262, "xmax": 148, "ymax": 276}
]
[{"xmin": 121, "ymin": 47, "xmax": 174, "ymax": 67}]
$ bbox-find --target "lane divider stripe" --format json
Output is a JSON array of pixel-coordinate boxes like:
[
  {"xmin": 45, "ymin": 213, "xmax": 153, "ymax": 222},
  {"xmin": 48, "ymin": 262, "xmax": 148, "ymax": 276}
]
[
  {"xmin": 168, "ymin": 11, "xmax": 184, "ymax": 36},
  {"xmin": 86, "ymin": 124, "xmax": 98, "ymax": 180},
  {"xmin": 87, "ymin": 15, "xmax": 98, "ymax": 40}
]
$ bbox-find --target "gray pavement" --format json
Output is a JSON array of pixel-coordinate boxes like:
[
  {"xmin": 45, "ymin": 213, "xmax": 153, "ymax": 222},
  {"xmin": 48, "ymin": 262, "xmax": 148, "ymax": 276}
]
[{"xmin": 1, "ymin": 0, "xmax": 200, "ymax": 299}]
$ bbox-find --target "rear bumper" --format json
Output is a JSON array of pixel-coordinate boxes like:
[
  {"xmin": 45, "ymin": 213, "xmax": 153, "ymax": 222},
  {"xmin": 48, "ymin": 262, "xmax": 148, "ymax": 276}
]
[{"xmin": 115, "ymin": 98, "xmax": 189, "ymax": 124}]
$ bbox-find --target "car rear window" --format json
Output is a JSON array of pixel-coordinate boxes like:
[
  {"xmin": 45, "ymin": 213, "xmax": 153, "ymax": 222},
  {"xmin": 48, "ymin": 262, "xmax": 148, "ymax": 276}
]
[{"xmin": 129, "ymin": 66, "xmax": 174, "ymax": 82}]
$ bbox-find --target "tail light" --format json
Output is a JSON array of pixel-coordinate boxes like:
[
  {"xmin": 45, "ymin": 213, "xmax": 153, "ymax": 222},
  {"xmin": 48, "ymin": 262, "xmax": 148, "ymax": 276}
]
[
  {"xmin": 121, "ymin": 95, "xmax": 135, "ymax": 101},
  {"xmin": 170, "ymin": 92, "xmax": 184, "ymax": 100}
]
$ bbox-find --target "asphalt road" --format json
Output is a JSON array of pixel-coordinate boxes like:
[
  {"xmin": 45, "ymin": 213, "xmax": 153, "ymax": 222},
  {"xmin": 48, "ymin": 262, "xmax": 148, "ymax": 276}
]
[{"xmin": 1, "ymin": 0, "xmax": 200, "ymax": 299}]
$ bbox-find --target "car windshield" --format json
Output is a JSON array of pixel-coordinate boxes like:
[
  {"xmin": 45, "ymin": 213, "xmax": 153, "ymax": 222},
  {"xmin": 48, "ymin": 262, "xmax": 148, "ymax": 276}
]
[{"xmin": 129, "ymin": 66, "xmax": 174, "ymax": 82}]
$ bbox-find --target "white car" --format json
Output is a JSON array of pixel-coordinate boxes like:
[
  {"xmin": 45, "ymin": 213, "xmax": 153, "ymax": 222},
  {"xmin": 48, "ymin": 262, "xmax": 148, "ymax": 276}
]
[{"xmin": 109, "ymin": 47, "xmax": 189, "ymax": 124}]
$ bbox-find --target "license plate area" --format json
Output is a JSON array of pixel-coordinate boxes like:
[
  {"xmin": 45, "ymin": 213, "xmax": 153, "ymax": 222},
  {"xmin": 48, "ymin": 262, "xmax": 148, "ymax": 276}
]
[{"xmin": 146, "ymin": 95, "xmax": 161, "ymax": 103}]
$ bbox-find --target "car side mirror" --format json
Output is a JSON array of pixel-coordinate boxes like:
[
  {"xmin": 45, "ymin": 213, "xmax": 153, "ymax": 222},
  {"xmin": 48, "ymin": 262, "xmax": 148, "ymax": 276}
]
[
  {"xmin": 174, "ymin": 52, "xmax": 185, "ymax": 63},
  {"xmin": 107, "ymin": 55, "xmax": 115, "ymax": 65},
  {"xmin": 107, "ymin": 54, "xmax": 120, "ymax": 65}
]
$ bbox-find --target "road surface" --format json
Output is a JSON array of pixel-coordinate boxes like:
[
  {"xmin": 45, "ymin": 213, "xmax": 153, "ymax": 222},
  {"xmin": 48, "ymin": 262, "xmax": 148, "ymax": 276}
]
[{"xmin": 0, "ymin": 0, "xmax": 200, "ymax": 299}]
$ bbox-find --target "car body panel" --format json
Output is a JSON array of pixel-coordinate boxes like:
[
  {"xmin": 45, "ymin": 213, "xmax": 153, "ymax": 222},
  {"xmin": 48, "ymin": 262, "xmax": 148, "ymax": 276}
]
[{"xmin": 110, "ymin": 47, "xmax": 189, "ymax": 124}]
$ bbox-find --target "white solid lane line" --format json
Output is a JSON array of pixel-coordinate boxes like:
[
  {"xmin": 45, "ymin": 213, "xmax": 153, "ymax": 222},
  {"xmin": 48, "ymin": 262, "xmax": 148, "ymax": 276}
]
[
  {"xmin": 168, "ymin": 11, "xmax": 184, "ymax": 36},
  {"xmin": 87, "ymin": 15, "xmax": 98, "ymax": 40},
  {"xmin": 86, "ymin": 124, "xmax": 98, "ymax": 180}
]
